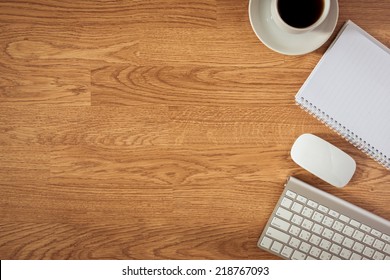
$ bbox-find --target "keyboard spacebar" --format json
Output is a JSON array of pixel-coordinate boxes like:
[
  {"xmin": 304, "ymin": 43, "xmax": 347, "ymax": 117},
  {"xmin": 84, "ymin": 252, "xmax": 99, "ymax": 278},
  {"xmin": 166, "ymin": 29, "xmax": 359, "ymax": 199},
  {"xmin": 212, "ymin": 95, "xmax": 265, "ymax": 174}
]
[{"xmin": 266, "ymin": 227, "xmax": 290, "ymax": 243}]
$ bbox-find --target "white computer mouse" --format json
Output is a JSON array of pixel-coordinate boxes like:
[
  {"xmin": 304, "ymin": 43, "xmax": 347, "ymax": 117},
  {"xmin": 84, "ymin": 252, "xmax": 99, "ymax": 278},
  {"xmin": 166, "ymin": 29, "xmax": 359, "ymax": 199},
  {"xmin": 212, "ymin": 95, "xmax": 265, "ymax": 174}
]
[{"xmin": 291, "ymin": 133, "xmax": 356, "ymax": 188}]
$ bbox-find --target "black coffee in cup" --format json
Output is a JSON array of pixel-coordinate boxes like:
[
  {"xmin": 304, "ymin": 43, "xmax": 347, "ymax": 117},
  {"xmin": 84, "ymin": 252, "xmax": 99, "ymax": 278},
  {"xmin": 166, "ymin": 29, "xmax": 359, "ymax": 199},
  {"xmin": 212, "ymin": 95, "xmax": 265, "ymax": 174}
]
[{"xmin": 277, "ymin": 0, "xmax": 325, "ymax": 29}]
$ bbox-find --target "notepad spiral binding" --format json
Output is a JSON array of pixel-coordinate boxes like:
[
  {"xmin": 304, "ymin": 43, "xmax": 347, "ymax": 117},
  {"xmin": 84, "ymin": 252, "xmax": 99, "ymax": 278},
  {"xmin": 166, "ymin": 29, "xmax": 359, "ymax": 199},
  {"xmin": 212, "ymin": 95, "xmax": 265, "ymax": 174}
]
[{"xmin": 297, "ymin": 97, "xmax": 390, "ymax": 170}]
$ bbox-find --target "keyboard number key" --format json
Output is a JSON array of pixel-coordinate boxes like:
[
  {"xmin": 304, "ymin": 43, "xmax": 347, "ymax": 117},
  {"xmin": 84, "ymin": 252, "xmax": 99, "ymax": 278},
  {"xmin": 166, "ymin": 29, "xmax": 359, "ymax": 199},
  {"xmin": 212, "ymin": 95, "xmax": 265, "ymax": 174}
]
[
  {"xmin": 312, "ymin": 211, "xmax": 324, "ymax": 223},
  {"xmin": 301, "ymin": 207, "xmax": 313, "ymax": 218},
  {"xmin": 352, "ymin": 230, "xmax": 364, "ymax": 241},
  {"xmin": 332, "ymin": 221, "xmax": 344, "ymax": 232},
  {"xmin": 342, "ymin": 225, "xmax": 354, "ymax": 237}
]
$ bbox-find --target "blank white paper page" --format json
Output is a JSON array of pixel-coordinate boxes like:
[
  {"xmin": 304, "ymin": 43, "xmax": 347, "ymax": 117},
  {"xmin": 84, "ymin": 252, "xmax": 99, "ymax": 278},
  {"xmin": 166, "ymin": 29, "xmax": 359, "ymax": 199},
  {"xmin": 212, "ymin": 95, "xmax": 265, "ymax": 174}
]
[{"xmin": 296, "ymin": 21, "xmax": 390, "ymax": 158}]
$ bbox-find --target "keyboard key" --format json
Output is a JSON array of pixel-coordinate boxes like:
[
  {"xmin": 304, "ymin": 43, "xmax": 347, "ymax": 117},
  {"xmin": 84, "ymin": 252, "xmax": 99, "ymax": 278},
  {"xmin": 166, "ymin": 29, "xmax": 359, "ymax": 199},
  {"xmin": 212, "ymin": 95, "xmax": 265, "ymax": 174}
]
[
  {"xmin": 299, "ymin": 230, "xmax": 311, "ymax": 241},
  {"xmin": 289, "ymin": 225, "xmax": 301, "ymax": 236},
  {"xmin": 340, "ymin": 248, "xmax": 352, "ymax": 259},
  {"xmin": 332, "ymin": 233, "xmax": 344, "ymax": 244},
  {"xmin": 312, "ymin": 223, "xmax": 324, "ymax": 235},
  {"xmin": 373, "ymin": 239, "xmax": 385, "ymax": 251},
  {"xmin": 291, "ymin": 202, "xmax": 303, "ymax": 213},
  {"xmin": 301, "ymin": 207, "xmax": 313, "ymax": 218},
  {"xmin": 312, "ymin": 211, "xmax": 324, "ymax": 223},
  {"xmin": 296, "ymin": 195, "xmax": 307, "ymax": 204},
  {"xmin": 309, "ymin": 234, "xmax": 321, "ymax": 246},
  {"xmin": 302, "ymin": 219, "xmax": 313, "ymax": 230},
  {"xmin": 383, "ymin": 244, "xmax": 390, "ymax": 255},
  {"xmin": 352, "ymin": 230, "xmax": 364, "ymax": 241},
  {"xmin": 319, "ymin": 251, "xmax": 331, "ymax": 260},
  {"xmin": 307, "ymin": 200, "xmax": 318, "ymax": 208},
  {"xmin": 331, "ymin": 255, "xmax": 341, "ymax": 260},
  {"xmin": 285, "ymin": 190, "xmax": 296, "ymax": 199},
  {"xmin": 371, "ymin": 229, "xmax": 381, "ymax": 237},
  {"xmin": 373, "ymin": 251, "xmax": 385, "ymax": 260},
  {"xmin": 330, "ymin": 244, "xmax": 342, "ymax": 255},
  {"xmin": 299, "ymin": 242, "xmax": 311, "ymax": 253},
  {"xmin": 310, "ymin": 246, "xmax": 322, "ymax": 258},
  {"xmin": 289, "ymin": 237, "xmax": 301, "ymax": 249},
  {"xmin": 360, "ymin": 224, "xmax": 371, "ymax": 233},
  {"xmin": 339, "ymin": 214, "xmax": 350, "ymax": 223},
  {"xmin": 291, "ymin": 250, "xmax": 306, "ymax": 260},
  {"xmin": 322, "ymin": 216, "xmax": 334, "ymax": 227},
  {"xmin": 350, "ymin": 253, "xmax": 362, "ymax": 260},
  {"xmin": 382, "ymin": 234, "xmax": 390, "ymax": 242},
  {"xmin": 352, "ymin": 241, "xmax": 364, "ymax": 253},
  {"xmin": 318, "ymin": 205, "xmax": 328, "ymax": 213},
  {"xmin": 328, "ymin": 210, "xmax": 339, "ymax": 218},
  {"xmin": 281, "ymin": 246, "xmax": 294, "ymax": 258},
  {"xmin": 260, "ymin": 237, "xmax": 273, "ymax": 249},
  {"xmin": 291, "ymin": 214, "xmax": 303, "ymax": 225},
  {"xmin": 266, "ymin": 227, "xmax": 290, "ymax": 243},
  {"xmin": 350, "ymin": 219, "xmax": 361, "ymax": 228},
  {"xmin": 281, "ymin": 197, "xmax": 293, "ymax": 209},
  {"xmin": 363, "ymin": 247, "xmax": 375, "ymax": 258},
  {"xmin": 342, "ymin": 225, "xmax": 354, "ymax": 237},
  {"xmin": 271, "ymin": 217, "xmax": 290, "ymax": 231},
  {"xmin": 322, "ymin": 228, "xmax": 334, "ymax": 239},
  {"xmin": 342, "ymin": 237, "xmax": 354, "ymax": 249},
  {"xmin": 271, "ymin": 241, "xmax": 283, "ymax": 254},
  {"xmin": 276, "ymin": 207, "xmax": 293, "ymax": 221},
  {"xmin": 332, "ymin": 221, "xmax": 344, "ymax": 232},
  {"xmin": 319, "ymin": 239, "xmax": 331, "ymax": 251},
  {"xmin": 362, "ymin": 235, "xmax": 375, "ymax": 246}
]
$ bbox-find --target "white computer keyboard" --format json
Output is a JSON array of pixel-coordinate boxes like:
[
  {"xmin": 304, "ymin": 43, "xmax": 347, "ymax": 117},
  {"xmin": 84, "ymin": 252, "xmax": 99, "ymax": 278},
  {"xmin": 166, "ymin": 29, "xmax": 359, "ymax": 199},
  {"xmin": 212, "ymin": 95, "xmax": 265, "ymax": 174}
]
[{"xmin": 258, "ymin": 177, "xmax": 390, "ymax": 260}]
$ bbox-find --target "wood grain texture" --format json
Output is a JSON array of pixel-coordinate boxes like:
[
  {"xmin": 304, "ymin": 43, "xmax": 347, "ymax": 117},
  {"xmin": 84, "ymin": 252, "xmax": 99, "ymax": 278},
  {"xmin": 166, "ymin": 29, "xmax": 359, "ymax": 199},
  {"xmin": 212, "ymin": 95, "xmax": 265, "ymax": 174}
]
[{"xmin": 0, "ymin": 0, "xmax": 389, "ymax": 259}]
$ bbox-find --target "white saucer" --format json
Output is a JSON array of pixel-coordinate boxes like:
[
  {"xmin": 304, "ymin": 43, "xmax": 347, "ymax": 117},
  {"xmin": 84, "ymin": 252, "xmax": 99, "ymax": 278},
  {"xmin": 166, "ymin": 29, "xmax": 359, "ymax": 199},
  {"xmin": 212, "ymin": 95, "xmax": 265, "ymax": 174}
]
[{"xmin": 249, "ymin": 0, "xmax": 339, "ymax": 55}]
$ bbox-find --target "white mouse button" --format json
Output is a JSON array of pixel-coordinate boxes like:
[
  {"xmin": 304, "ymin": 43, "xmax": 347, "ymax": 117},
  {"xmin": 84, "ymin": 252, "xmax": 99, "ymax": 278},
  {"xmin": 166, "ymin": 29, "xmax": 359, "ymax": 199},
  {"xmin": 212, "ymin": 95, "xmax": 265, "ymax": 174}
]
[{"xmin": 291, "ymin": 134, "xmax": 356, "ymax": 188}]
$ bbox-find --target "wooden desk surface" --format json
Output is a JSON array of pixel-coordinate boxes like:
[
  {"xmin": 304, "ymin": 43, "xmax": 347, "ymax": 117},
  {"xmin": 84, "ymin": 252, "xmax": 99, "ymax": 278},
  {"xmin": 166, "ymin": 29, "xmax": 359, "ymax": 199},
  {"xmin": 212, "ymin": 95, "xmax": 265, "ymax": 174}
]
[{"xmin": 0, "ymin": 0, "xmax": 389, "ymax": 260}]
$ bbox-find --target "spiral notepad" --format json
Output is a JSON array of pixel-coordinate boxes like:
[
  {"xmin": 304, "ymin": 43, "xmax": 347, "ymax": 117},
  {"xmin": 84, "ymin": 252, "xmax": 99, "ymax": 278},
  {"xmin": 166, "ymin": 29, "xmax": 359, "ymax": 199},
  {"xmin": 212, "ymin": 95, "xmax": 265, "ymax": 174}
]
[{"xmin": 296, "ymin": 21, "xmax": 390, "ymax": 169}]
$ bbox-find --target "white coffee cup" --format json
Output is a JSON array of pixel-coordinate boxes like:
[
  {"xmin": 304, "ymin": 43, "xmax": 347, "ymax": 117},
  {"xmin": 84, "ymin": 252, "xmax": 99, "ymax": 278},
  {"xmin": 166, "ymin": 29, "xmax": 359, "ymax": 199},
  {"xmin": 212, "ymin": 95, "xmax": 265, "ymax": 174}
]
[{"xmin": 271, "ymin": 0, "xmax": 331, "ymax": 34}]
